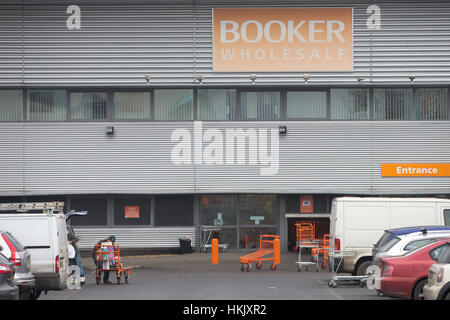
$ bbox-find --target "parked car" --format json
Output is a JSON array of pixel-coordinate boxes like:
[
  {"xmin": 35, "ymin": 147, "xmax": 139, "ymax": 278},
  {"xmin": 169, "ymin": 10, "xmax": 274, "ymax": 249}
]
[
  {"xmin": 375, "ymin": 238, "xmax": 450, "ymax": 300},
  {"xmin": 0, "ymin": 231, "xmax": 35, "ymax": 300},
  {"xmin": 424, "ymin": 241, "xmax": 450, "ymax": 300},
  {"xmin": 373, "ymin": 228, "xmax": 450, "ymax": 265},
  {"xmin": 0, "ymin": 208, "xmax": 69, "ymax": 299},
  {"xmin": 330, "ymin": 197, "xmax": 450, "ymax": 275},
  {"xmin": 372, "ymin": 226, "xmax": 450, "ymax": 258},
  {"xmin": 0, "ymin": 252, "xmax": 19, "ymax": 300}
]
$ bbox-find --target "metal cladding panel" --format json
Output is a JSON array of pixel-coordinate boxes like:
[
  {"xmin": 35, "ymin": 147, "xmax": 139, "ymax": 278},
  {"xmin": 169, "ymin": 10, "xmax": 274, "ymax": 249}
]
[
  {"xmin": 0, "ymin": 123, "xmax": 25, "ymax": 193},
  {"xmin": 73, "ymin": 227, "xmax": 196, "ymax": 249},
  {"xmin": 371, "ymin": 122, "xmax": 450, "ymax": 193},
  {"xmin": 370, "ymin": 3, "xmax": 450, "ymax": 84},
  {"xmin": 21, "ymin": 122, "xmax": 195, "ymax": 194},
  {"xmin": 194, "ymin": 121, "xmax": 372, "ymax": 193},
  {"xmin": 22, "ymin": 3, "xmax": 194, "ymax": 85},
  {"xmin": 0, "ymin": 4, "xmax": 23, "ymax": 85},
  {"xmin": 0, "ymin": 1, "xmax": 449, "ymax": 86}
]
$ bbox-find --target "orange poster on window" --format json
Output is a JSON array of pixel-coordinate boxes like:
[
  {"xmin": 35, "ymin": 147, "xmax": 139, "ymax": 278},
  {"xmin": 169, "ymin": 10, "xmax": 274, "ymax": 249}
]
[
  {"xmin": 300, "ymin": 195, "xmax": 314, "ymax": 213},
  {"xmin": 213, "ymin": 8, "xmax": 353, "ymax": 72},
  {"xmin": 125, "ymin": 206, "xmax": 140, "ymax": 218}
]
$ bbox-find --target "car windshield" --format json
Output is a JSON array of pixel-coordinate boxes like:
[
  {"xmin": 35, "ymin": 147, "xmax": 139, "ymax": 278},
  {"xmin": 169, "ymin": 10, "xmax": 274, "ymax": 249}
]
[
  {"xmin": 379, "ymin": 237, "xmax": 401, "ymax": 253},
  {"xmin": 4, "ymin": 232, "xmax": 25, "ymax": 251},
  {"xmin": 437, "ymin": 245, "xmax": 450, "ymax": 264},
  {"xmin": 375, "ymin": 231, "xmax": 395, "ymax": 248}
]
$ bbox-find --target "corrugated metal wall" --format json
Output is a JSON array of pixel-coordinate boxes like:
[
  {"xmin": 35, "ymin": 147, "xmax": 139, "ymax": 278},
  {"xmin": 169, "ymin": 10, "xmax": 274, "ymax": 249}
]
[
  {"xmin": 73, "ymin": 227, "xmax": 196, "ymax": 249},
  {"xmin": 0, "ymin": 0, "xmax": 449, "ymax": 85},
  {"xmin": 1, "ymin": 121, "xmax": 449, "ymax": 195}
]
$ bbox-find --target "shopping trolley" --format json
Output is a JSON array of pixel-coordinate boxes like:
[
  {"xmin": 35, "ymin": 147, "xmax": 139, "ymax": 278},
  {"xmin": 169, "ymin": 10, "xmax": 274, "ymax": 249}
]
[
  {"xmin": 294, "ymin": 222, "xmax": 315, "ymax": 251},
  {"xmin": 200, "ymin": 225, "xmax": 229, "ymax": 253},
  {"xmin": 296, "ymin": 239, "xmax": 320, "ymax": 272},
  {"xmin": 240, "ymin": 235, "xmax": 281, "ymax": 272},
  {"xmin": 327, "ymin": 249, "xmax": 368, "ymax": 288},
  {"xmin": 311, "ymin": 234, "xmax": 331, "ymax": 269},
  {"xmin": 95, "ymin": 244, "xmax": 130, "ymax": 285}
]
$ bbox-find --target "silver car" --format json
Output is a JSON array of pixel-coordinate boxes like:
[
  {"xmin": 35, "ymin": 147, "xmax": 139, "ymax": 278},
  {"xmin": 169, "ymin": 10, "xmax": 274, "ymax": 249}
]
[
  {"xmin": 0, "ymin": 231, "xmax": 36, "ymax": 300},
  {"xmin": 373, "ymin": 230, "xmax": 450, "ymax": 266},
  {"xmin": 0, "ymin": 252, "xmax": 18, "ymax": 300}
]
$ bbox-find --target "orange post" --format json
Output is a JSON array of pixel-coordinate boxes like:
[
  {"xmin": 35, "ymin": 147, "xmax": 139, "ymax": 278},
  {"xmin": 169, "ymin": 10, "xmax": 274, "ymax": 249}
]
[
  {"xmin": 273, "ymin": 238, "xmax": 281, "ymax": 265},
  {"xmin": 211, "ymin": 238, "xmax": 219, "ymax": 264}
]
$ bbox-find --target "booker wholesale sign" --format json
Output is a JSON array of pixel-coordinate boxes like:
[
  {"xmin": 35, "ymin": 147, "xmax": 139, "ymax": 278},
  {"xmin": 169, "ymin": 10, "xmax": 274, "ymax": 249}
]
[
  {"xmin": 381, "ymin": 164, "xmax": 450, "ymax": 177},
  {"xmin": 213, "ymin": 8, "xmax": 353, "ymax": 72}
]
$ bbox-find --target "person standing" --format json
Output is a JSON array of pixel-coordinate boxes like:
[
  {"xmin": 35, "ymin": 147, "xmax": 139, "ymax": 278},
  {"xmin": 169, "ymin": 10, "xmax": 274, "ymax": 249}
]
[{"xmin": 68, "ymin": 227, "xmax": 85, "ymax": 285}]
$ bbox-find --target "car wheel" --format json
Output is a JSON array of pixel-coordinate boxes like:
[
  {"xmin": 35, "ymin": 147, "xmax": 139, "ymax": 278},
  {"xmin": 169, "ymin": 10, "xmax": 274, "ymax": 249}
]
[
  {"xmin": 356, "ymin": 260, "xmax": 372, "ymax": 276},
  {"xmin": 19, "ymin": 290, "xmax": 31, "ymax": 300},
  {"xmin": 29, "ymin": 289, "xmax": 41, "ymax": 300},
  {"xmin": 412, "ymin": 279, "xmax": 427, "ymax": 300},
  {"xmin": 444, "ymin": 291, "xmax": 450, "ymax": 300}
]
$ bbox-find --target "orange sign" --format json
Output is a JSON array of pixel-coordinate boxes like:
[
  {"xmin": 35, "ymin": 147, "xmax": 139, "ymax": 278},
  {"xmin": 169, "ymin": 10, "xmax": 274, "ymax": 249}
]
[
  {"xmin": 300, "ymin": 195, "xmax": 314, "ymax": 213},
  {"xmin": 381, "ymin": 164, "xmax": 450, "ymax": 177},
  {"xmin": 125, "ymin": 206, "xmax": 140, "ymax": 218},
  {"xmin": 213, "ymin": 8, "xmax": 353, "ymax": 72}
]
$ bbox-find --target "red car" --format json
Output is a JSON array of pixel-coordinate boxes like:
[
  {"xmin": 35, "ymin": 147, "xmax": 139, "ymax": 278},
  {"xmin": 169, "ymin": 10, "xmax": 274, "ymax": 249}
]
[{"xmin": 377, "ymin": 238, "xmax": 450, "ymax": 300}]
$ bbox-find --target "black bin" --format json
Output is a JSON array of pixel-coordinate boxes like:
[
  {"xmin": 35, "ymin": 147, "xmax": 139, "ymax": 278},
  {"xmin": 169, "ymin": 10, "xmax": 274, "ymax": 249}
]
[{"xmin": 179, "ymin": 238, "xmax": 192, "ymax": 254}]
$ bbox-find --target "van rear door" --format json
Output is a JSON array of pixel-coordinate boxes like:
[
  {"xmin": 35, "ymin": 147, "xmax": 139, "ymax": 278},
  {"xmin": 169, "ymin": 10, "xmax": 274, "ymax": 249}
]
[{"xmin": 54, "ymin": 215, "xmax": 69, "ymax": 285}]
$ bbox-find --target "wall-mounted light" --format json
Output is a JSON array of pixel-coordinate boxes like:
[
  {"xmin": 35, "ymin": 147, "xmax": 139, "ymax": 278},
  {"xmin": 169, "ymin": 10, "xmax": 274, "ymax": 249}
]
[
  {"xmin": 409, "ymin": 74, "xmax": 416, "ymax": 82},
  {"xmin": 195, "ymin": 75, "xmax": 204, "ymax": 84},
  {"xmin": 357, "ymin": 76, "xmax": 365, "ymax": 82},
  {"xmin": 250, "ymin": 74, "xmax": 257, "ymax": 84},
  {"xmin": 106, "ymin": 126, "xmax": 114, "ymax": 135},
  {"xmin": 144, "ymin": 74, "xmax": 151, "ymax": 84},
  {"xmin": 279, "ymin": 125, "xmax": 287, "ymax": 135},
  {"xmin": 303, "ymin": 74, "xmax": 310, "ymax": 83}
]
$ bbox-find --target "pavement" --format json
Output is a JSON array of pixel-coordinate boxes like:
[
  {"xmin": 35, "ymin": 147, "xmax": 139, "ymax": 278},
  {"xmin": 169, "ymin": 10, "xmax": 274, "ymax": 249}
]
[{"xmin": 41, "ymin": 251, "xmax": 391, "ymax": 300}]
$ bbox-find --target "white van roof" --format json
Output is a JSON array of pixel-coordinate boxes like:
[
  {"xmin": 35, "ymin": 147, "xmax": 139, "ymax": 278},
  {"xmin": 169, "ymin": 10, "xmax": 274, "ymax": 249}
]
[{"xmin": 333, "ymin": 196, "xmax": 450, "ymax": 203}]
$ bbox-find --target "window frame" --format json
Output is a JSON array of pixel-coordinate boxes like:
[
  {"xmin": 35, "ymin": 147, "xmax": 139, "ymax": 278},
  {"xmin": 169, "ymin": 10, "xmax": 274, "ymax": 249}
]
[{"xmin": 68, "ymin": 89, "xmax": 109, "ymax": 122}]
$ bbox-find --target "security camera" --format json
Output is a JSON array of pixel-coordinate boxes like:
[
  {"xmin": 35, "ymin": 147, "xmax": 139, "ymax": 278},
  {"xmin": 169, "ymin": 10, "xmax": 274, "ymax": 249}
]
[
  {"xmin": 144, "ymin": 75, "xmax": 151, "ymax": 84},
  {"xmin": 409, "ymin": 75, "xmax": 416, "ymax": 82},
  {"xmin": 250, "ymin": 74, "xmax": 257, "ymax": 83},
  {"xmin": 357, "ymin": 76, "xmax": 364, "ymax": 82}
]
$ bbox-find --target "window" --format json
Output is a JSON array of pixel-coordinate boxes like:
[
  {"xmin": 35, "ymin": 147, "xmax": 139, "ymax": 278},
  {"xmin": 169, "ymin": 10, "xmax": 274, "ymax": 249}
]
[
  {"xmin": 114, "ymin": 198, "xmax": 151, "ymax": 226},
  {"xmin": 0, "ymin": 90, "xmax": 22, "ymax": 121},
  {"xmin": 71, "ymin": 92, "xmax": 107, "ymax": 120},
  {"xmin": 415, "ymin": 88, "xmax": 448, "ymax": 120},
  {"xmin": 154, "ymin": 195, "xmax": 193, "ymax": 226},
  {"xmin": 287, "ymin": 91, "xmax": 327, "ymax": 119},
  {"xmin": 238, "ymin": 195, "xmax": 278, "ymax": 225},
  {"xmin": 198, "ymin": 89, "xmax": 236, "ymax": 120},
  {"xmin": 239, "ymin": 227, "xmax": 277, "ymax": 249},
  {"xmin": 379, "ymin": 237, "xmax": 401, "ymax": 253},
  {"xmin": 430, "ymin": 245, "xmax": 446, "ymax": 261},
  {"xmin": 444, "ymin": 209, "xmax": 450, "ymax": 226},
  {"xmin": 70, "ymin": 198, "xmax": 108, "ymax": 226},
  {"xmin": 240, "ymin": 91, "xmax": 280, "ymax": 120},
  {"xmin": 374, "ymin": 88, "xmax": 413, "ymax": 120},
  {"xmin": 27, "ymin": 89, "xmax": 67, "ymax": 121},
  {"xmin": 114, "ymin": 92, "xmax": 150, "ymax": 120},
  {"xmin": 404, "ymin": 239, "xmax": 434, "ymax": 251},
  {"xmin": 154, "ymin": 89, "xmax": 193, "ymax": 120},
  {"xmin": 331, "ymin": 88, "xmax": 369, "ymax": 120},
  {"xmin": 437, "ymin": 246, "xmax": 450, "ymax": 263},
  {"xmin": 200, "ymin": 195, "xmax": 236, "ymax": 225}
]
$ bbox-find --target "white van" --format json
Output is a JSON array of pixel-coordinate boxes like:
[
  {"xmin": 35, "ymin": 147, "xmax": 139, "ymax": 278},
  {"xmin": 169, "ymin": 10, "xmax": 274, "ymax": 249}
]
[
  {"xmin": 0, "ymin": 205, "xmax": 69, "ymax": 298},
  {"xmin": 330, "ymin": 197, "xmax": 450, "ymax": 276}
]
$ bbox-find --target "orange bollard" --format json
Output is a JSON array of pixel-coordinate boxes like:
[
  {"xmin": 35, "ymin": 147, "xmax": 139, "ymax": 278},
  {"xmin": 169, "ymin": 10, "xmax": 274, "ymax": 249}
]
[
  {"xmin": 211, "ymin": 238, "xmax": 219, "ymax": 264},
  {"xmin": 273, "ymin": 238, "xmax": 281, "ymax": 266}
]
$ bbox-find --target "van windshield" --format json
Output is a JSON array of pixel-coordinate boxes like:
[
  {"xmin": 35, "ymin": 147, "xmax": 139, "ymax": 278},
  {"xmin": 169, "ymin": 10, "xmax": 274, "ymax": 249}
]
[{"xmin": 375, "ymin": 232, "xmax": 395, "ymax": 249}]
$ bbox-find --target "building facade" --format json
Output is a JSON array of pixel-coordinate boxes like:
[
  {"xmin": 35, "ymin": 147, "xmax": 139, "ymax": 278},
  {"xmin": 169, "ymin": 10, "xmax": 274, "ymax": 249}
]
[{"xmin": 0, "ymin": 0, "xmax": 449, "ymax": 251}]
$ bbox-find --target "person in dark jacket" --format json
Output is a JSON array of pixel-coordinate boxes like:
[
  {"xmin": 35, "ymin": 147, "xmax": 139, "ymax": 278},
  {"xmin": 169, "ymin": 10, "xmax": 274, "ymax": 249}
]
[{"xmin": 92, "ymin": 235, "xmax": 116, "ymax": 284}]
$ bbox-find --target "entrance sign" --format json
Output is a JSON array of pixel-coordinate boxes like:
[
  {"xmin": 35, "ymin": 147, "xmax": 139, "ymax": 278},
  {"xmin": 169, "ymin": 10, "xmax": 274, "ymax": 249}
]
[
  {"xmin": 381, "ymin": 164, "xmax": 450, "ymax": 177},
  {"xmin": 213, "ymin": 8, "xmax": 353, "ymax": 72}
]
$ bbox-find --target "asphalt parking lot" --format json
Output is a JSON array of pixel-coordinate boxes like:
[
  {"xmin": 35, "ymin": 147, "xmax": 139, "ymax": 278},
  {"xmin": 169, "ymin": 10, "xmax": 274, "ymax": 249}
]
[{"xmin": 40, "ymin": 251, "xmax": 390, "ymax": 300}]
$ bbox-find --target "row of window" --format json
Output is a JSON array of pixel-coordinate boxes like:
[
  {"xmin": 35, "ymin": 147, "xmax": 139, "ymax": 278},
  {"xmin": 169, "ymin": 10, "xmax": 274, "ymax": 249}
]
[{"xmin": 0, "ymin": 87, "xmax": 448, "ymax": 122}]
